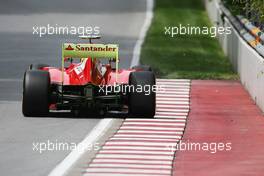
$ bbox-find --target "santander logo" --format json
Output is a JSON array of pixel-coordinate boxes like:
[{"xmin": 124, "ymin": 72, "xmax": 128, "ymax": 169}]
[{"xmin": 65, "ymin": 45, "xmax": 74, "ymax": 50}]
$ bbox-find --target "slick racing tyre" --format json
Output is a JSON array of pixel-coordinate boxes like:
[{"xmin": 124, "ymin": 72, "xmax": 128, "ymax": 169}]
[
  {"xmin": 22, "ymin": 70, "xmax": 50, "ymax": 117},
  {"xmin": 129, "ymin": 71, "xmax": 156, "ymax": 117},
  {"xmin": 29, "ymin": 63, "xmax": 49, "ymax": 70},
  {"xmin": 132, "ymin": 65, "xmax": 152, "ymax": 72}
]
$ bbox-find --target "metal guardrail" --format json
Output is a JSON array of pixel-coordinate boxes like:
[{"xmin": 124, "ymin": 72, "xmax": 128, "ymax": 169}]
[{"xmin": 219, "ymin": 3, "xmax": 264, "ymax": 58}]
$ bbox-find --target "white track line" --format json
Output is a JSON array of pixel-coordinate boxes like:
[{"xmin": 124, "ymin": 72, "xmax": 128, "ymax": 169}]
[
  {"xmin": 109, "ymin": 138, "xmax": 179, "ymax": 142},
  {"xmin": 130, "ymin": 0, "xmax": 154, "ymax": 66},
  {"xmin": 160, "ymin": 85, "xmax": 190, "ymax": 89},
  {"xmin": 92, "ymin": 158, "xmax": 173, "ymax": 165},
  {"xmin": 163, "ymin": 88, "xmax": 190, "ymax": 92},
  {"xmin": 109, "ymin": 138, "xmax": 180, "ymax": 142},
  {"xmin": 84, "ymin": 173, "xmax": 170, "ymax": 176},
  {"xmin": 154, "ymin": 115, "xmax": 187, "ymax": 119},
  {"xmin": 48, "ymin": 119, "xmax": 114, "ymax": 176},
  {"xmin": 125, "ymin": 118, "xmax": 186, "ymax": 122},
  {"xmin": 119, "ymin": 126, "xmax": 184, "ymax": 131},
  {"xmin": 83, "ymin": 173, "xmax": 170, "ymax": 176},
  {"xmin": 110, "ymin": 135, "xmax": 181, "ymax": 139},
  {"xmin": 156, "ymin": 97, "xmax": 189, "ymax": 101},
  {"xmin": 102, "ymin": 146, "xmax": 177, "ymax": 151},
  {"xmin": 105, "ymin": 141, "xmax": 178, "ymax": 146},
  {"xmin": 98, "ymin": 150, "xmax": 174, "ymax": 155},
  {"xmin": 89, "ymin": 163, "xmax": 171, "ymax": 169},
  {"xmin": 156, "ymin": 108, "xmax": 189, "ymax": 113},
  {"xmin": 157, "ymin": 91, "xmax": 189, "ymax": 95},
  {"xmin": 114, "ymin": 134, "xmax": 180, "ymax": 139},
  {"xmin": 85, "ymin": 168, "xmax": 171, "ymax": 175},
  {"xmin": 116, "ymin": 130, "xmax": 183, "ymax": 135},
  {"xmin": 123, "ymin": 121, "xmax": 186, "ymax": 126},
  {"xmin": 156, "ymin": 101, "xmax": 189, "ymax": 105},
  {"xmin": 155, "ymin": 112, "xmax": 189, "ymax": 116},
  {"xmin": 124, "ymin": 118, "xmax": 186, "ymax": 122},
  {"xmin": 157, "ymin": 94, "xmax": 190, "ymax": 98},
  {"xmin": 156, "ymin": 112, "xmax": 188, "ymax": 116},
  {"xmin": 95, "ymin": 154, "xmax": 173, "ymax": 160},
  {"xmin": 113, "ymin": 134, "xmax": 181, "ymax": 139},
  {"xmin": 156, "ymin": 104, "xmax": 189, "ymax": 109}
]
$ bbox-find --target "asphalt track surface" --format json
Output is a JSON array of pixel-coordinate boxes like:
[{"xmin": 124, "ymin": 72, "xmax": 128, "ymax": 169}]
[{"xmin": 0, "ymin": 1, "xmax": 146, "ymax": 176}]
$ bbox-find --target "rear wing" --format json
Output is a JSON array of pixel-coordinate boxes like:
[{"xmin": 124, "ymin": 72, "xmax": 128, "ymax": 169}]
[{"xmin": 61, "ymin": 43, "xmax": 119, "ymax": 84}]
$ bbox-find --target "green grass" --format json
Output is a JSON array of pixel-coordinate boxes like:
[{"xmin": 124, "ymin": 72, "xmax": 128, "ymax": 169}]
[{"xmin": 140, "ymin": 0, "xmax": 238, "ymax": 80}]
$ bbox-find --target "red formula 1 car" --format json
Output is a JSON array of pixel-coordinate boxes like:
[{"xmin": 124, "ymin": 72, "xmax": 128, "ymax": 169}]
[{"xmin": 22, "ymin": 37, "xmax": 156, "ymax": 117}]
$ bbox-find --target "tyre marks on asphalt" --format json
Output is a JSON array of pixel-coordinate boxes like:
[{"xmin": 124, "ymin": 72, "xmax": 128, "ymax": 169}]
[{"xmin": 83, "ymin": 79, "xmax": 190, "ymax": 176}]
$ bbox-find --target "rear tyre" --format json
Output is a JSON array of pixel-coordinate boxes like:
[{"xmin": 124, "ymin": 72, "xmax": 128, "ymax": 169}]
[
  {"xmin": 129, "ymin": 71, "xmax": 156, "ymax": 117},
  {"xmin": 29, "ymin": 63, "xmax": 49, "ymax": 70},
  {"xmin": 132, "ymin": 65, "xmax": 152, "ymax": 72},
  {"xmin": 22, "ymin": 70, "xmax": 50, "ymax": 117}
]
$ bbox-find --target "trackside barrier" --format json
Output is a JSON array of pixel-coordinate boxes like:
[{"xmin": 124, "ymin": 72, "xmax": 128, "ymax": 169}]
[
  {"xmin": 236, "ymin": 15, "xmax": 264, "ymax": 57},
  {"xmin": 205, "ymin": 0, "xmax": 264, "ymax": 112},
  {"xmin": 237, "ymin": 16, "xmax": 264, "ymax": 45}
]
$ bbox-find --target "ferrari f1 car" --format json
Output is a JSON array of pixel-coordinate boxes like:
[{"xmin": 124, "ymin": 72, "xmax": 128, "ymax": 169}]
[{"xmin": 22, "ymin": 37, "xmax": 156, "ymax": 117}]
